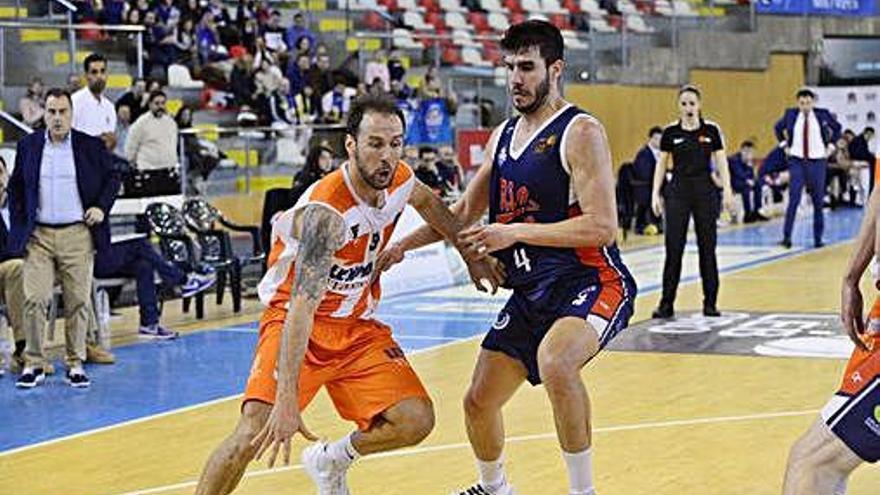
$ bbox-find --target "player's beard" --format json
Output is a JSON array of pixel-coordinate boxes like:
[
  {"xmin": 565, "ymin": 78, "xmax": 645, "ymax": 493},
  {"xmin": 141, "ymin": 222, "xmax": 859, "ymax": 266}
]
[
  {"xmin": 513, "ymin": 73, "xmax": 550, "ymax": 115},
  {"xmin": 355, "ymin": 148, "xmax": 395, "ymax": 190}
]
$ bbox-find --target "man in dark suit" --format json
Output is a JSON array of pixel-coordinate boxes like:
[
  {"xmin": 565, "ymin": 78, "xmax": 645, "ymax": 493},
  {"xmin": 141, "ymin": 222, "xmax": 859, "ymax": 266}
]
[
  {"xmin": 632, "ymin": 126, "xmax": 663, "ymax": 234},
  {"xmin": 0, "ymin": 156, "xmax": 26, "ymax": 377},
  {"xmin": 774, "ymin": 88, "xmax": 842, "ymax": 248},
  {"xmin": 848, "ymin": 127, "xmax": 875, "ymax": 191},
  {"xmin": 728, "ymin": 141, "xmax": 767, "ymax": 223},
  {"xmin": 10, "ymin": 88, "xmax": 121, "ymax": 389}
]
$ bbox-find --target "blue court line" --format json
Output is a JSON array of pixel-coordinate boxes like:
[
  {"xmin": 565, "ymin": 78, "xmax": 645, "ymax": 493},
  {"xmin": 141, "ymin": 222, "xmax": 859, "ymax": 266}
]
[{"xmin": 0, "ymin": 207, "xmax": 865, "ymax": 453}]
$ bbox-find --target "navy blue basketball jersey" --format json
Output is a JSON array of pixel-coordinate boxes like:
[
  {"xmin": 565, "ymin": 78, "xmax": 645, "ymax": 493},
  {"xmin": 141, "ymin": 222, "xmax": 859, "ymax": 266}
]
[{"xmin": 488, "ymin": 104, "xmax": 627, "ymax": 290}]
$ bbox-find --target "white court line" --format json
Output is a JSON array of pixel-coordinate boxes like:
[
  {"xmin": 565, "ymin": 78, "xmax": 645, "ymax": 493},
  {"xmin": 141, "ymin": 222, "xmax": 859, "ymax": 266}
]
[
  {"xmin": 115, "ymin": 408, "xmax": 820, "ymax": 495},
  {"xmin": 0, "ymin": 335, "xmax": 483, "ymax": 458}
]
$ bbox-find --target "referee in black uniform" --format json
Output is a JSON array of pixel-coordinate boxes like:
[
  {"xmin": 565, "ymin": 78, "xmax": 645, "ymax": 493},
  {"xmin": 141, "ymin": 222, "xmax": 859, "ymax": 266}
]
[{"xmin": 651, "ymin": 85, "xmax": 733, "ymax": 319}]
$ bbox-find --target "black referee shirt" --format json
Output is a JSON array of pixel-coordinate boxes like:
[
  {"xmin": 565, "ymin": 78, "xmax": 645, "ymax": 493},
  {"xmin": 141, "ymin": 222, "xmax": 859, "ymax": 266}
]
[{"xmin": 660, "ymin": 119, "xmax": 725, "ymax": 178}]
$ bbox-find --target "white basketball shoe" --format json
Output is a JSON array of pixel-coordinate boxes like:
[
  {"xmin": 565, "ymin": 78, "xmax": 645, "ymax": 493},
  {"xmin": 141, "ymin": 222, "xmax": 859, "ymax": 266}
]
[
  {"xmin": 451, "ymin": 481, "xmax": 517, "ymax": 495},
  {"xmin": 301, "ymin": 441, "xmax": 351, "ymax": 495}
]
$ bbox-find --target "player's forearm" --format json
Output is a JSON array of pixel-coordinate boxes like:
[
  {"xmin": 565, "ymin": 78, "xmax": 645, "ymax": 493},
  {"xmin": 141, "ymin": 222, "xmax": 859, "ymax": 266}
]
[
  {"xmin": 717, "ymin": 154, "xmax": 733, "ymax": 194},
  {"xmin": 844, "ymin": 188, "xmax": 880, "ymax": 284},
  {"xmin": 510, "ymin": 215, "xmax": 617, "ymax": 249},
  {"xmin": 401, "ymin": 194, "xmax": 477, "ymax": 253},
  {"xmin": 276, "ymin": 298, "xmax": 317, "ymax": 399},
  {"xmin": 651, "ymin": 157, "xmax": 666, "ymax": 198}
]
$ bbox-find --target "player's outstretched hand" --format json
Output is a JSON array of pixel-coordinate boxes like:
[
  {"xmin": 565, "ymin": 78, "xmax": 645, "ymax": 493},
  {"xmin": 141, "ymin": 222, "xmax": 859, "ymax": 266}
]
[
  {"xmin": 459, "ymin": 223, "xmax": 517, "ymax": 260},
  {"xmin": 467, "ymin": 257, "xmax": 505, "ymax": 295},
  {"xmin": 251, "ymin": 401, "xmax": 318, "ymax": 468},
  {"xmin": 375, "ymin": 242, "xmax": 405, "ymax": 275},
  {"xmin": 841, "ymin": 280, "xmax": 869, "ymax": 351}
]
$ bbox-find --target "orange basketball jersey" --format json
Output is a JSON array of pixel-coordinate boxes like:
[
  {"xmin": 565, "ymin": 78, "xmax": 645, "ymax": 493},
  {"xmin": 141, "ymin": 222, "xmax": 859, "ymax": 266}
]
[{"xmin": 257, "ymin": 161, "xmax": 415, "ymax": 321}]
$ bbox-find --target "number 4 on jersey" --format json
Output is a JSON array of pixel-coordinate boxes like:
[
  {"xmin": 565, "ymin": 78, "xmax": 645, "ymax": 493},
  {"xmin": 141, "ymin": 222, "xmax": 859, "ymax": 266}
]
[{"xmin": 513, "ymin": 247, "xmax": 532, "ymax": 273}]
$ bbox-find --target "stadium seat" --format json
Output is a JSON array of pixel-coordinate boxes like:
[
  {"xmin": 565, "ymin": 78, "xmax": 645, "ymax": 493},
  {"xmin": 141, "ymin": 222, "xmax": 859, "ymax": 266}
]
[
  {"xmin": 672, "ymin": 0, "xmax": 699, "ymax": 16},
  {"xmin": 168, "ymin": 64, "xmax": 205, "ymax": 89},
  {"xmin": 452, "ymin": 29, "xmax": 481, "ymax": 47},
  {"xmin": 549, "ymin": 13, "xmax": 572, "ymax": 29},
  {"xmin": 625, "ymin": 13, "xmax": 655, "ymax": 33},
  {"xmin": 462, "ymin": 47, "xmax": 493, "ymax": 67},
  {"xmin": 392, "ymin": 28, "xmax": 425, "ymax": 49},
  {"xmin": 618, "ymin": 0, "xmax": 639, "ymax": 14},
  {"xmin": 540, "ymin": 0, "xmax": 569, "ymax": 14},
  {"xmin": 487, "ymin": 11, "xmax": 510, "ymax": 31},
  {"xmin": 364, "ymin": 11, "xmax": 387, "ymax": 30},
  {"xmin": 482, "ymin": 41, "xmax": 502, "ymax": 63},
  {"xmin": 378, "ymin": 0, "xmax": 399, "ymax": 9},
  {"xmin": 480, "ymin": 0, "xmax": 510, "ymax": 12},
  {"xmin": 425, "ymin": 10, "xmax": 447, "ymax": 28},
  {"xmin": 561, "ymin": 29, "xmax": 588, "ymax": 49},
  {"xmin": 421, "ymin": 0, "xmax": 442, "ymax": 11},
  {"xmin": 504, "ymin": 0, "xmax": 525, "ymax": 13},
  {"xmin": 403, "ymin": 11, "xmax": 433, "ymax": 29},
  {"xmin": 442, "ymin": 45, "xmax": 463, "ymax": 65},
  {"xmin": 521, "ymin": 0, "xmax": 540, "ymax": 12},
  {"xmin": 588, "ymin": 17, "xmax": 616, "ymax": 32},
  {"xmin": 440, "ymin": 0, "xmax": 468, "ymax": 11},
  {"xmin": 398, "ymin": 0, "xmax": 427, "ymax": 11},
  {"xmin": 350, "ymin": 0, "xmax": 382, "ymax": 10},
  {"xmin": 579, "ymin": 0, "xmax": 605, "ymax": 15},
  {"xmin": 446, "ymin": 11, "xmax": 473, "ymax": 29},
  {"xmin": 510, "ymin": 11, "xmax": 527, "ymax": 24},
  {"xmin": 606, "ymin": 14, "xmax": 622, "ymax": 29},
  {"xmin": 562, "ymin": 0, "xmax": 582, "ymax": 13},
  {"xmin": 468, "ymin": 11, "xmax": 491, "ymax": 31}
]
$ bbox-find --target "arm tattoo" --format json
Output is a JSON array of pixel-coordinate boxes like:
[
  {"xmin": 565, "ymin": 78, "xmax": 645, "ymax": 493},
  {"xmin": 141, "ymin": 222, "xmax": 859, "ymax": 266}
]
[{"xmin": 294, "ymin": 205, "xmax": 346, "ymax": 303}]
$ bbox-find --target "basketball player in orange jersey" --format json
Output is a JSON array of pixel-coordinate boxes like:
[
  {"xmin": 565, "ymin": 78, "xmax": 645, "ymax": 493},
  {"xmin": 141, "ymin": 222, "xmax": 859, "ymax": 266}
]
[
  {"xmin": 194, "ymin": 95, "xmax": 504, "ymax": 495},
  {"xmin": 782, "ymin": 186, "xmax": 880, "ymax": 494},
  {"xmin": 380, "ymin": 21, "xmax": 636, "ymax": 495}
]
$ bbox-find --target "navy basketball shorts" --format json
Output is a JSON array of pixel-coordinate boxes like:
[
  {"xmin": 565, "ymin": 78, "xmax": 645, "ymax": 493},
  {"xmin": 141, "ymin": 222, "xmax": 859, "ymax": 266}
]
[
  {"xmin": 482, "ymin": 274, "xmax": 636, "ymax": 385},
  {"xmin": 820, "ymin": 337, "xmax": 880, "ymax": 463}
]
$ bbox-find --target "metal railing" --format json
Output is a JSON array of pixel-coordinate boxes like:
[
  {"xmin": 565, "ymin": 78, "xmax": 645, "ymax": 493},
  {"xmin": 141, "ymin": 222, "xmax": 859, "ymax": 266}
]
[
  {"xmin": 178, "ymin": 123, "xmax": 346, "ymax": 195},
  {"xmin": 0, "ymin": 109, "xmax": 33, "ymax": 134},
  {"xmin": 0, "ymin": 21, "xmax": 146, "ymax": 98}
]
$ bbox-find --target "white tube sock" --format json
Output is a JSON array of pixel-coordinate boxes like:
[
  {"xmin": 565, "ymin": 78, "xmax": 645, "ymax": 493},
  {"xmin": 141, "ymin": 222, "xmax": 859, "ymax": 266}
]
[
  {"xmin": 477, "ymin": 457, "xmax": 506, "ymax": 489},
  {"xmin": 563, "ymin": 448, "xmax": 594, "ymax": 495}
]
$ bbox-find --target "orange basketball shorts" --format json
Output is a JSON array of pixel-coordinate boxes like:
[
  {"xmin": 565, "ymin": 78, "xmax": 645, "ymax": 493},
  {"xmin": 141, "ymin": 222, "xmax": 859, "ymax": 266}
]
[{"xmin": 244, "ymin": 310, "xmax": 429, "ymax": 430}]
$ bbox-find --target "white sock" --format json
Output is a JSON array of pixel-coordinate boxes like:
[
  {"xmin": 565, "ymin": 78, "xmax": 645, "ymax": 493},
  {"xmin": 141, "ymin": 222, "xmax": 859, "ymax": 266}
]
[
  {"xmin": 563, "ymin": 448, "xmax": 594, "ymax": 495},
  {"xmin": 326, "ymin": 432, "xmax": 360, "ymax": 467},
  {"xmin": 477, "ymin": 457, "xmax": 506, "ymax": 489}
]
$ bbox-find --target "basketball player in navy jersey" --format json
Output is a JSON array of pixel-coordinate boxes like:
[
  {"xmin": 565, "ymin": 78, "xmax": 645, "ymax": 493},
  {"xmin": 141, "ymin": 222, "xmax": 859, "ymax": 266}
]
[{"xmin": 378, "ymin": 20, "xmax": 637, "ymax": 495}]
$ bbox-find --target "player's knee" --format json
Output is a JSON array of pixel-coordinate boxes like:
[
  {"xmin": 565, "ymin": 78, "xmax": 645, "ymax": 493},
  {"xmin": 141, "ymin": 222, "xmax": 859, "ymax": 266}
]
[
  {"xmin": 463, "ymin": 384, "xmax": 496, "ymax": 417},
  {"xmin": 396, "ymin": 398, "xmax": 435, "ymax": 446},
  {"xmin": 787, "ymin": 435, "xmax": 819, "ymax": 472},
  {"xmin": 537, "ymin": 351, "xmax": 578, "ymax": 389}
]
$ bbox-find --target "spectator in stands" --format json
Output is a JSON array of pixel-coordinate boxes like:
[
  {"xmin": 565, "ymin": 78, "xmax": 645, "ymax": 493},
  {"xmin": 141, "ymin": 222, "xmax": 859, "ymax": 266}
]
[
  {"xmin": 126, "ymin": 91, "xmax": 179, "ymax": 172},
  {"xmin": 321, "ymin": 77, "xmax": 353, "ymax": 124},
  {"xmin": 176, "ymin": 105, "xmax": 222, "ymax": 193},
  {"xmin": 0, "ymin": 156, "xmax": 27, "ymax": 376},
  {"xmin": 67, "ymin": 73, "xmax": 82, "ymax": 93},
  {"xmin": 387, "ymin": 50, "xmax": 406, "ymax": 83},
  {"xmin": 285, "ymin": 11, "xmax": 316, "ymax": 57},
  {"xmin": 116, "ymin": 78, "xmax": 148, "ymax": 122},
  {"xmin": 415, "ymin": 147, "xmax": 446, "ymax": 195},
  {"xmin": 197, "ymin": 12, "xmax": 228, "ymax": 64},
  {"xmin": 181, "ymin": 0, "xmax": 203, "ymax": 26},
  {"xmin": 390, "ymin": 78, "xmax": 413, "ymax": 101},
  {"xmin": 438, "ymin": 145, "xmax": 464, "ymax": 193},
  {"xmin": 728, "ymin": 141, "xmax": 765, "ymax": 223},
  {"xmin": 290, "ymin": 144, "xmax": 335, "ymax": 203},
  {"xmin": 235, "ymin": 0, "xmax": 256, "ymax": 29},
  {"xmin": 114, "ymin": 104, "xmax": 132, "ymax": 158},
  {"xmin": 72, "ymin": 53, "xmax": 117, "ymax": 153},
  {"xmin": 849, "ymin": 126, "xmax": 875, "ymax": 189},
  {"xmin": 365, "ymin": 50, "xmax": 390, "ymax": 92},
  {"xmin": 827, "ymin": 135, "xmax": 854, "ymax": 208},
  {"xmin": 230, "ymin": 54, "xmax": 256, "ymax": 107},
  {"xmin": 774, "ymin": 87, "xmax": 842, "ymax": 249},
  {"xmin": 134, "ymin": 0, "xmax": 150, "ymax": 20},
  {"xmin": 262, "ymin": 10, "xmax": 288, "ymax": 53},
  {"xmin": 254, "ymin": 57, "xmax": 285, "ymax": 96},
  {"xmin": 293, "ymin": 36, "xmax": 313, "ymax": 61},
  {"xmin": 287, "ymin": 52, "xmax": 311, "ymax": 95},
  {"xmin": 100, "ymin": 0, "xmax": 127, "ymax": 25},
  {"xmin": 175, "ymin": 18, "xmax": 199, "ymax": 70},
  {"xmin": 18, "ymin": 77, "xmax": 45, "ymax": 129},
  {"xmin": 156, "ymin": 0, "xmax": 181, "ymax": 27},
  {"xmin": 94, "ymin": 237, "xmax": 215, "ymax": 340},
  {"xmin": 12, "ymin": 88, "xmax": 121, "ymax": 388},
  {"xmin": 295, "ymin": 84, "xmax": 320, "ymax": 123},
  {"xmin": 308, "ymin": 53, "xmax": 334, "ymax": 98},
  {"xmin": 268, "ymin": 78, "xmax": 294, "ymax": 125},
  {"xmin": 206, "ymin": 0, "xmax": 232, "ymax": 31},
  {"xmin": 632, "ymin": 126, "xmax": 662, "ymax": 234},
  {"xmin": 143, "ymin": 10, "xmax": 178, "ymax": 78}
]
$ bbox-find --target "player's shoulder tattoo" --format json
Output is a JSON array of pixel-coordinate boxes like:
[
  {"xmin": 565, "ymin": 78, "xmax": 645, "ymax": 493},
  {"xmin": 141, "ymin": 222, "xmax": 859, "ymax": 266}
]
[{"xmin": 294, "ymin": 204, "xmax": 346, "ymax": 302}]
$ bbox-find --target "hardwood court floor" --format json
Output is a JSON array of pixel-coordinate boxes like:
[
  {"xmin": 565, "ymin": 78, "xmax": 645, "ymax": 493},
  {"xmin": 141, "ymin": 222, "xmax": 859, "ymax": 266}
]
[{"xmin": 2, "ymin": 214, "xmax": 879, "ymax": 494}]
